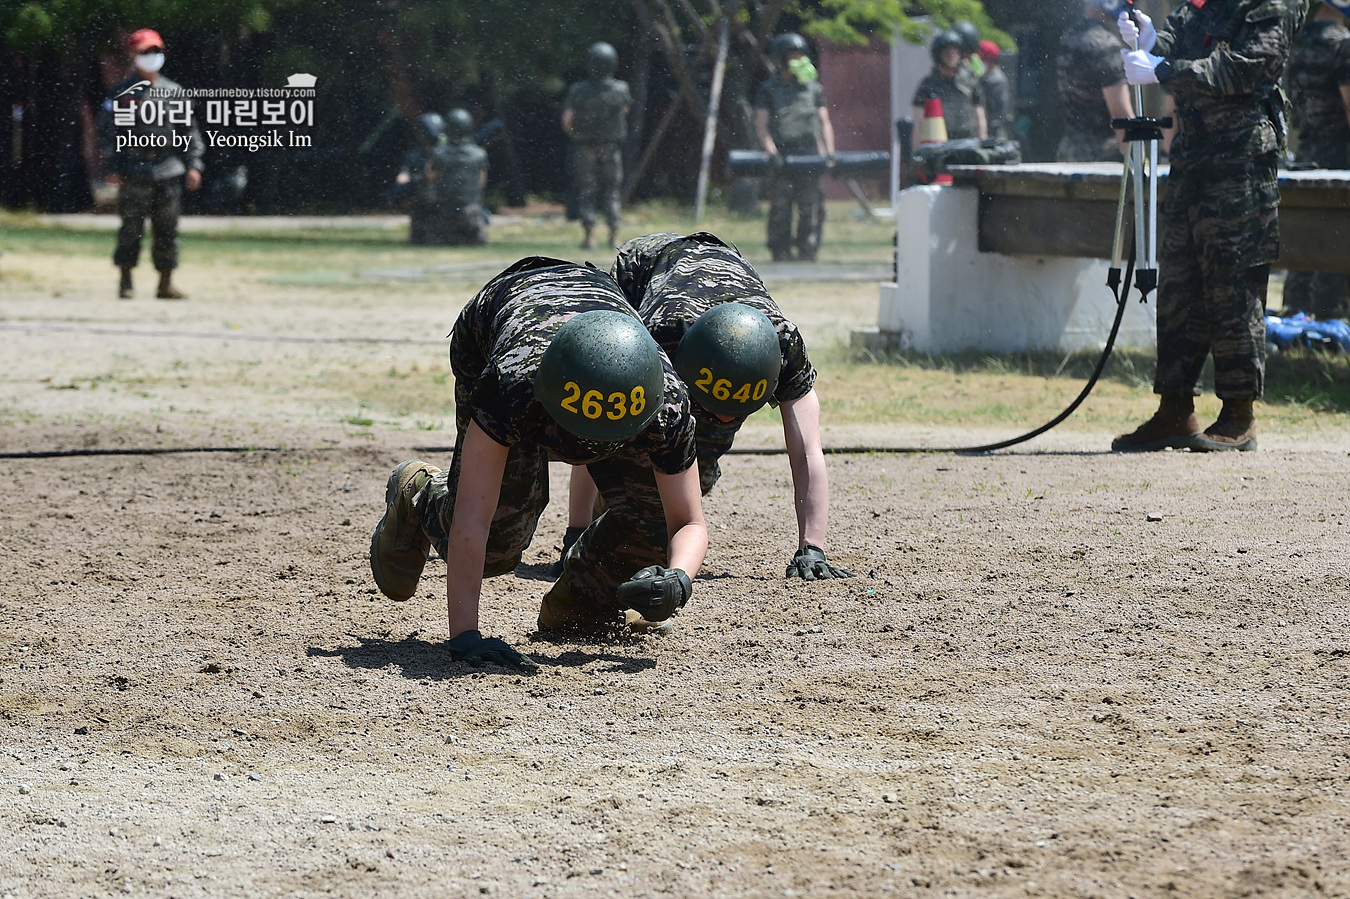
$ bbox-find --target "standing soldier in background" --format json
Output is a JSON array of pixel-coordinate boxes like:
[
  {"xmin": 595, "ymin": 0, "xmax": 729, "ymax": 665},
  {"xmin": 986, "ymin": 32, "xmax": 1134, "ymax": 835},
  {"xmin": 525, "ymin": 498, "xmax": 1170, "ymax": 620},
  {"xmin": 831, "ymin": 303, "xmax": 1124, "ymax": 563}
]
[
  {"xmin": 754, "ymin": 33, "xmax": 837, "ymax": 263},
  {"xmin": 1283, "ymin": 0, "xmax": 1350, "ymax": 320},
  {"xmin": 562, "ymin": 42, "xmax": 631, "ymax": 251},
  {"xmin": 99, "ymin": 29, "xmax": 203, "ymax": 300},
  {"xmin": 436, "ymin": 108, "xmax": 490, "ymax": 246},
  {"xmin": 395, "ymin": 113, "xmax": 447, "ymax": 245},
  {"xmin": 912, "ymin": 30, "xmax": 988, "ymax": 140},
  {"xmin": 953, "ymin": 21, "xmax": 986, "ymax": 79},
  {"xmin": 1057, "ymin": 0, "xmax": 1135, "ymax": 162},
  {"xmin": 978, "ymin": 40, "xmax": 1014, "ymax": 140},
  {"xmin": 1111, "ymin": 0, "xmax": 1307, "ymax": 453}
]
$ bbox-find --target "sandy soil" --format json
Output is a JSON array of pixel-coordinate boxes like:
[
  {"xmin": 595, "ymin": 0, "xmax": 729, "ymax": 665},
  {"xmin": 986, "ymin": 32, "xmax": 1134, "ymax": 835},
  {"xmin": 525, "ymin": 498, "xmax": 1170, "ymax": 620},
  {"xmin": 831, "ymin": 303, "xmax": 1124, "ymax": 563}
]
[{"xmin": 2, "ymin": 235, "xmax": 1350, "ymax": 898}]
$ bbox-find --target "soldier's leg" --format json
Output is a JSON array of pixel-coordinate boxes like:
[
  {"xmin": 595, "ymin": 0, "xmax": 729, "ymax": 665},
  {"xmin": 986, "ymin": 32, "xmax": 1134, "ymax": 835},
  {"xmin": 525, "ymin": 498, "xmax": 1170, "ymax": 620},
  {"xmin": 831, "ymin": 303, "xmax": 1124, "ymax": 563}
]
[
  {"xmin": 149, "ymin": 178, "xmax": 183, "ymax": 273},
  {"xmin": 1281, "ymin": 271, "xmax": 1315, "ymax": 315},
  {"xmin": 601, "ymin": 144, "xmax": 623, "ymax": 243},
  {"xmin": 795, "ymin": 174, "xmax": 825, "ymax": 261},
  {"xmin": 113, "ymin": 180, "xmax": 153, "ymax": 270},
  {"xmin": 574, "ymin": 144, "xmax": 600, "ymax": 246},
  {"xmin": 765, "ymin": 174, "xmax": 794, "ymax": 261},
  {"xmin": 1305, "ymin": 273, "xmax": 1350, "ymax": 320},
  {"xmin": 538, "ymin": 453, "xmax": 667, "ymax": 629}
]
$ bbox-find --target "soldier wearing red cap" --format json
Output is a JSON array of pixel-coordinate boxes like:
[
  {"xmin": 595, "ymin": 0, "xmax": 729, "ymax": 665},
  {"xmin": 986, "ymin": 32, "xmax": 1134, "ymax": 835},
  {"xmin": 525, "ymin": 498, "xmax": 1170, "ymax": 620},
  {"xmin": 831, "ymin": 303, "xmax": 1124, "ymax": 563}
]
[
  {"xmin": 978, "ymin": 39, "xmax": 1014, "ymax": 140},
  {"xmin": 98, "ymin": 29, "xmax": 204, "ymax": 299}
]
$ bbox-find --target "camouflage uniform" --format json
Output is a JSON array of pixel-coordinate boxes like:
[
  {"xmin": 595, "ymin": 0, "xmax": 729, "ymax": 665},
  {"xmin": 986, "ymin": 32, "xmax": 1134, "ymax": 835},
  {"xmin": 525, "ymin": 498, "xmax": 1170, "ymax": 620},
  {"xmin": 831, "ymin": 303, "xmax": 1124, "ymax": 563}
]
[
  {"xmin": 755, "ymin": 74, "xmax": 828, "ymax": 261},
  {"xmin": 434, "ymin": 136, "xmax": 489, "ymax": 246},
  {"xmin": 981, "ymin": 65, "xmax": 1014, "ymax": 141},
  {"xmin": 98, "ymin": 75, "xmax": 204, "ymax": 272},
  {"xmin": 1151, "ymin": 0, "xmax": 1307, "ymax": 401},
  {"xmin": 611, "ymin": 232, "xmax": 817, "ymax": 494},
  {"xmin": 564, "ymin": 76, "xmax": 632, "ymax": 235},
  {"xmin": 1057, "ymin": 17, "xmax": 1128, "ymax": 163},
  {"xmin": 911, "ymin": 69, "xmax": 984, "ymax": 140},
  {"xmin": 1282, "ymin": 15, "xmax": 1350, "ymax": 319},
  {"xmin": 412, "ymin": 258, "xmax": 696, "ymax": 608}
]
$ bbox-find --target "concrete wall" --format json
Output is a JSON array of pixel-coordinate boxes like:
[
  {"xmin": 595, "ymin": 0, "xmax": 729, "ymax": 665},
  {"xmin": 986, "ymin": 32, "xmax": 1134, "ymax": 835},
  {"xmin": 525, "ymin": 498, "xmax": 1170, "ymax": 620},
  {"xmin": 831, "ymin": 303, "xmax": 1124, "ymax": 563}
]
[{"xmin": 875, "ymin": 185, "xmax": 1157, "ymax": 354}]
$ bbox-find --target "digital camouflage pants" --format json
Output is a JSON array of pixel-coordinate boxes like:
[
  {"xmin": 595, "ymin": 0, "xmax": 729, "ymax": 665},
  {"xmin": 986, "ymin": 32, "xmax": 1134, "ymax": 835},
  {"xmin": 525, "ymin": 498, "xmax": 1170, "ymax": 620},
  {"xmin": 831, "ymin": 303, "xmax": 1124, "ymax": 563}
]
[
  {"xmin": 574, "ymin": 142, "xmax": 623, "ymax": 231},
  {"xmin": 412, "ymin": 403, "xmax": 668, "ymax": 609},
  {"xmin": 113, "ymin": 177, "xmax": 183, "ymax": 271},
  {"xmin": 1154, "ymin": 159, "xmax": 1278, "ymax": 402},
  {"xmin": 765, "ymin": 170, "xmax": 823, "ymax": 261}
]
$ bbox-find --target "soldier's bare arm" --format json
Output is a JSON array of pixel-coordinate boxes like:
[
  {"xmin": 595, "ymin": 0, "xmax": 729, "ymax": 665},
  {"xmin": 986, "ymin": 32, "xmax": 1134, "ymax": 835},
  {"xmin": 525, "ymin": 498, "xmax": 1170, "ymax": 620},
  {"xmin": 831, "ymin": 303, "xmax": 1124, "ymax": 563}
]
[
  {"xmin": 1101, "ymin": 81, "xmax": 1134, "ymax": 149},
  {"xmin": 780, "ymin": 390, "xmax": 829, "ymax": 550},
  {"xmin": 654, "ymin": 466, "xmax": 707, "ymax": 579},
  {"xmin": 755, "ymin": 108, "xmax": 777, "ymax": 155},
  {"xmin": 817, "ymin": 107, "xmax": 836, "ymax": 156},
  {"xmin": 443, "ymin": 421, "xmax": 509, "ymax": 638},
  {"xmin": 1342, "ymin": 83, "xmax": 1350, "ymax": 129},
  {"xmin": 561, "ymin": 108, "xmax": 574, "ymax": 136},
  {"xmin": 974, "ymin": 105, "xmax": 989, "ymax": 139}
]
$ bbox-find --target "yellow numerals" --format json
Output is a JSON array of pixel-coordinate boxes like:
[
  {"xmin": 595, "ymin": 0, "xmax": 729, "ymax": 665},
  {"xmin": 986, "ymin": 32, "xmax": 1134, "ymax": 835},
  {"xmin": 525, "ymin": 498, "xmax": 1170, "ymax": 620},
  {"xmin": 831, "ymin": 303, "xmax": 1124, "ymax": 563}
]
[
  {"xmin": 560, "ymin": 382, "xmax": 648, "ymax": 420},
  {"xmin": 695, "ymin": 368, "xmax": 769, "ymax": 404}
]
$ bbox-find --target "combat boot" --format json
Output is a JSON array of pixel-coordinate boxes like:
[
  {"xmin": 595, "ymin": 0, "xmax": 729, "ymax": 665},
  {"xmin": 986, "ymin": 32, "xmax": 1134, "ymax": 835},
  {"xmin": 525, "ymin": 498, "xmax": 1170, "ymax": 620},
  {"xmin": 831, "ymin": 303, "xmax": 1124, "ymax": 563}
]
[
  {"xmin": 536, "ymin": 573, "xmax": 622, "ymax": 633},
  {"xmin": 118, "ymin": 268, "xmax": 134, "ymax": 299},
  {"xmin": 156, "ymin": 271, "xmax": 187, "ymax": 300},
  {"xmin": 1111, "ymin": 394, "xmax": 1201, "ymax": 452},
  {"xmin": 1191, "ymin": 400, "xmax": 1257, "ymax": 452},
  {"xmin": 581, "ymin": 225, "xmax": 594, "ymax": 251},
  {"xmin": 370, "ymin": 460, "xmax": 440, "ymax": 600}
]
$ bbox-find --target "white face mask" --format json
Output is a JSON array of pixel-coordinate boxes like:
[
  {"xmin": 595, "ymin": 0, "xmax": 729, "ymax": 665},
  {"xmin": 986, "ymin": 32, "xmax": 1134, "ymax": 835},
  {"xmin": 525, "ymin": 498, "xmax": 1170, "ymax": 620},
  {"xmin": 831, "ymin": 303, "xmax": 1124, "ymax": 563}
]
[{"xmin": 135, "ymin": 52, "xmax": 165, "ymax": 73}]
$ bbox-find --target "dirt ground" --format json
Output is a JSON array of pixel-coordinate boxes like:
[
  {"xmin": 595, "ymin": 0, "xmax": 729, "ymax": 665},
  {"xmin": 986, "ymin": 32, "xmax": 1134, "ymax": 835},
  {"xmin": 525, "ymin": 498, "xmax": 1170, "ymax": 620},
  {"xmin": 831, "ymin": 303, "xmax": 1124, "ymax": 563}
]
[{"xmin": 2, "ymin": 223, "xmax": 1349, "ymax": 898}]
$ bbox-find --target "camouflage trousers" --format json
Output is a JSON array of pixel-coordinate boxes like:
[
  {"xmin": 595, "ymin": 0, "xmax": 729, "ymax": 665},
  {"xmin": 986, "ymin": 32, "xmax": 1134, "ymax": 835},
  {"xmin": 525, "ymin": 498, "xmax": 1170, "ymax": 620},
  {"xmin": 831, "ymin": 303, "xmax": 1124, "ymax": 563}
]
[
  {"xmin": 113, "ymin": 177, "xmax": 183, "ymax": 271},
  {"xmin": 1282, "ymin": 141, "xmax": 1349, "ymax": 319},
  {"xmin": 1154, "ymin": 159, "xmax": 1279, "ymax": 402},
  {"xmin": 574, "ymin": 142, "xmax": 623, "ymax": 231},
  {"xmin": 413, "ymin": 406, "xmax": 668, "ymax": 609},
  {"xmin": 766, "ymin": 171, "xmax": 824, "ymax": 261}
]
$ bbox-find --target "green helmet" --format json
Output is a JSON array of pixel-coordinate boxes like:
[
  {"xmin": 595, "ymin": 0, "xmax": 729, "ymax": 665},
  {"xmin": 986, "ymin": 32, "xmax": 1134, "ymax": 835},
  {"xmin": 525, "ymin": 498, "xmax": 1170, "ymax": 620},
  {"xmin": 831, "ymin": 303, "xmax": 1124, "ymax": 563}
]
[
  {"xmin": 674, "ymin": 303, "xmax": 781, "ymax": 419},
  {"xmin": 535, "ymin": 310, "xmax": 665, "ymax": 442},
  {"xmin": 444, "ymin": 107, "xmax": 473, "ymax": 141},
  {"xmin": 769, "ymin": 32, "xmax": 809, "ymax": 65},
  {"xmin": 588, "ymin": 41, "xmax": 619, "ymax": 78}
]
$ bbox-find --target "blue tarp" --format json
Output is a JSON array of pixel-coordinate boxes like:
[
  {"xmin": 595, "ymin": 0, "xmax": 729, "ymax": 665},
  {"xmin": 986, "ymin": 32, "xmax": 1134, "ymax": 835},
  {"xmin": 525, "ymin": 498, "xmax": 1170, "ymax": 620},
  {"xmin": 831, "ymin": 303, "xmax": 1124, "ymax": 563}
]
[{"xmin": 1265, "ymin": 313, "xmax": 1350, "ymax": 353}]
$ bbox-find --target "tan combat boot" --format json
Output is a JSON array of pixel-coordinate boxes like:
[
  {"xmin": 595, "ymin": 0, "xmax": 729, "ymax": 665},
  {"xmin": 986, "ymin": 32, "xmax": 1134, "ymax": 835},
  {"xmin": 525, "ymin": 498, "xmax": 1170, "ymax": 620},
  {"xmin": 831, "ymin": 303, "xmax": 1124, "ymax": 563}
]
[
  {"xmin": 537, "ymin": 573, "xmax": 621, "ymax": 632},
  {"xmin": 156, "ymin": 270, "xmax": 187, "ymax": 300},
  {"xmin": 118, "ymin": 268, "xmax": 134, "ymax": 299},
  {"xmin": 1111, "ymin": 394, "xmax": 1202, "ymax": 452},
  {"xmin": 369, "ymin": 460, "xmax": 440, "ymax": 600},
  {"xmin": 1191, "ymin": 400, "xmax": 1257, "ymax": 452}
]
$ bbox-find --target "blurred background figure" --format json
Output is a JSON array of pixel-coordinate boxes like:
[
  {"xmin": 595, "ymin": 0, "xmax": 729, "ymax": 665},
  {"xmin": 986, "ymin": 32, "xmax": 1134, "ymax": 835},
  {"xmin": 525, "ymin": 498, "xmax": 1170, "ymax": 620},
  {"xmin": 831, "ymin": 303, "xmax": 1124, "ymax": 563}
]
[
  {"xmin": 912, "ymin": 30, "xmax": 987, "ymax": 140},
  {"xmin": 395, "ymin": 112, "xmax": 446, "ymax": 245},
  {"xmin": 978, "ymin": 40, "xmax": 1014, "ymax": 140},
  {"xmin": 437, "ymin": 108, "xmax": 490, "ymax": 246},
  {"xmin": 98, "ymin": 28, "xmax": 203, "ymax": 300},
  {"xmin": 562, "ymin": 42, "xmax": 631, "ymax": 250},
  {"xmin": 754, "ymin": 32, "xmax": 836, "ymax": 262},
  {"xmin": 1282, "ymin": 0, "xmax": 1350, "ymax": 319},
  {"xmin": 1057, "ymin": 0, "xmax": 1134, "ymax": 162}
]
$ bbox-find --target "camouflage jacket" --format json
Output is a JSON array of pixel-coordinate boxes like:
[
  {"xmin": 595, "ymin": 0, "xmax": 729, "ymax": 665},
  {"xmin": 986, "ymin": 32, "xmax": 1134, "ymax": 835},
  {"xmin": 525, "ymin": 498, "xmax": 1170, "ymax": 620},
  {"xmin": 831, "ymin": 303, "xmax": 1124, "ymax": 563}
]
[
  {"xmin": 98, "ymin": 74, "xmax": 205, "ymax": 181},
  {"xmin": 755, "ymin": 76, "xmax": 826, "ymax": 155},
  {"xmin": 1287, "ymin": 17, "xmax": 1350, "ymax": 151},
  {"xmin": 449, "ymin": 257, "xmax": 695, "ymax": 474},
  {"xmin": 564, "ymin": 77, "xmax": 632, "ymax": 143},
  {"xmin": 1154, "ymin": 0, "xmax": 1309, "ymax": 162},
  {"xmin": 1058, "ymin": 17, "xmax": 1127, "ymax": 149},
  {"xmin": 434, "ymin": 139, "xmax": 488, "ymax": 208},
  {"xmin": 911, "ymin": 70, "xmax": 983, "ymax": 140}
]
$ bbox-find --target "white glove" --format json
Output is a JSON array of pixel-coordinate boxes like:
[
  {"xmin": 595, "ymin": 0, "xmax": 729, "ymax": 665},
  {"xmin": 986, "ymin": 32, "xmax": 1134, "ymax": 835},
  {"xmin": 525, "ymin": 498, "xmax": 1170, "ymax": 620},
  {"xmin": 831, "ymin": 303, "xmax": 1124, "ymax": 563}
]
[
  {"xmin": 1117, "ymin": 10, "xmax": 1157, "ymax": 52},
  {"xmin": 1121, "ymin": 49, "xmax": 1163, "ymax": 85}
]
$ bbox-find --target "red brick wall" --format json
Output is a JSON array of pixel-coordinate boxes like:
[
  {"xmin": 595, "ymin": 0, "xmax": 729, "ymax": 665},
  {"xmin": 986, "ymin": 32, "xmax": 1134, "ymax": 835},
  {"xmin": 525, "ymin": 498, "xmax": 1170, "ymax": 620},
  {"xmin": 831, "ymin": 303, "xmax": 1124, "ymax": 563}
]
[{"xmin": 817, "ymin": 37, "xmax": 893, "ymax": 201}]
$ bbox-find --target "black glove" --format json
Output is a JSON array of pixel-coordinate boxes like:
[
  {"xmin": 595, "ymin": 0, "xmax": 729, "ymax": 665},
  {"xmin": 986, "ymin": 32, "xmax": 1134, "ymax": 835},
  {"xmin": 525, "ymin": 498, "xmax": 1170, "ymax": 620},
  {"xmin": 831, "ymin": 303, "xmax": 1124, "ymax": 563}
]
[
  {"xmin": 786, "ymin": 545, "xmax": 855, "ymax": 581},
  {"xmin": 447, "ymin": 630, "xmax": 537, "ymax": 671},
  {"xmin": 616, "ymin": 566, "xmax": 692, "ymax": 623}
]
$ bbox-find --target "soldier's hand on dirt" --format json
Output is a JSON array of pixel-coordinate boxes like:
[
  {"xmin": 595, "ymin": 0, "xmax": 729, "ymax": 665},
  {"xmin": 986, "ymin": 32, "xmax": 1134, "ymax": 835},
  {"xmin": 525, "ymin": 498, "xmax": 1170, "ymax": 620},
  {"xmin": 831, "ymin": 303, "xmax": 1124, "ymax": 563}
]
[
  {"xmin": 616, "ymin": 566, "xmax": 692, "ymax": 623},
  {"xmin": 447, "ymin": 630, "xmax": 538, "ymax": 671},
  {"xmin": 1117, "ymin": 10, "xmax": 1156, "ymax": 51},
  {"xmin": 185, "ymin": 169, "xmax": 202, "ymax": 191},
  {"xmin": 786, "ymin": 545, "xmax": 854, "ymax": 581}
]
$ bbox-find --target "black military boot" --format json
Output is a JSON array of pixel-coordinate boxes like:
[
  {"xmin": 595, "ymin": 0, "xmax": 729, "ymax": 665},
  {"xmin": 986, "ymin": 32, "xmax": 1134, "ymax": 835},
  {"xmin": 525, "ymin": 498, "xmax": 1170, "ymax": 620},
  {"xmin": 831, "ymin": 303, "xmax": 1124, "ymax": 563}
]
[
  {"xmin": 1191, "ymin": 400, "xmax": 1257, "ymax": 452},
  {"xmin": 156, "ymin": 271, "xmax": 187, "ymax": 300},
  {"xmin": 118, "ymin": 268, "xmax": 134, "ymax": 299},
  {"xmin": 1111, "ymin": 394, "xmax": 1201, "ymax": 452}
]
